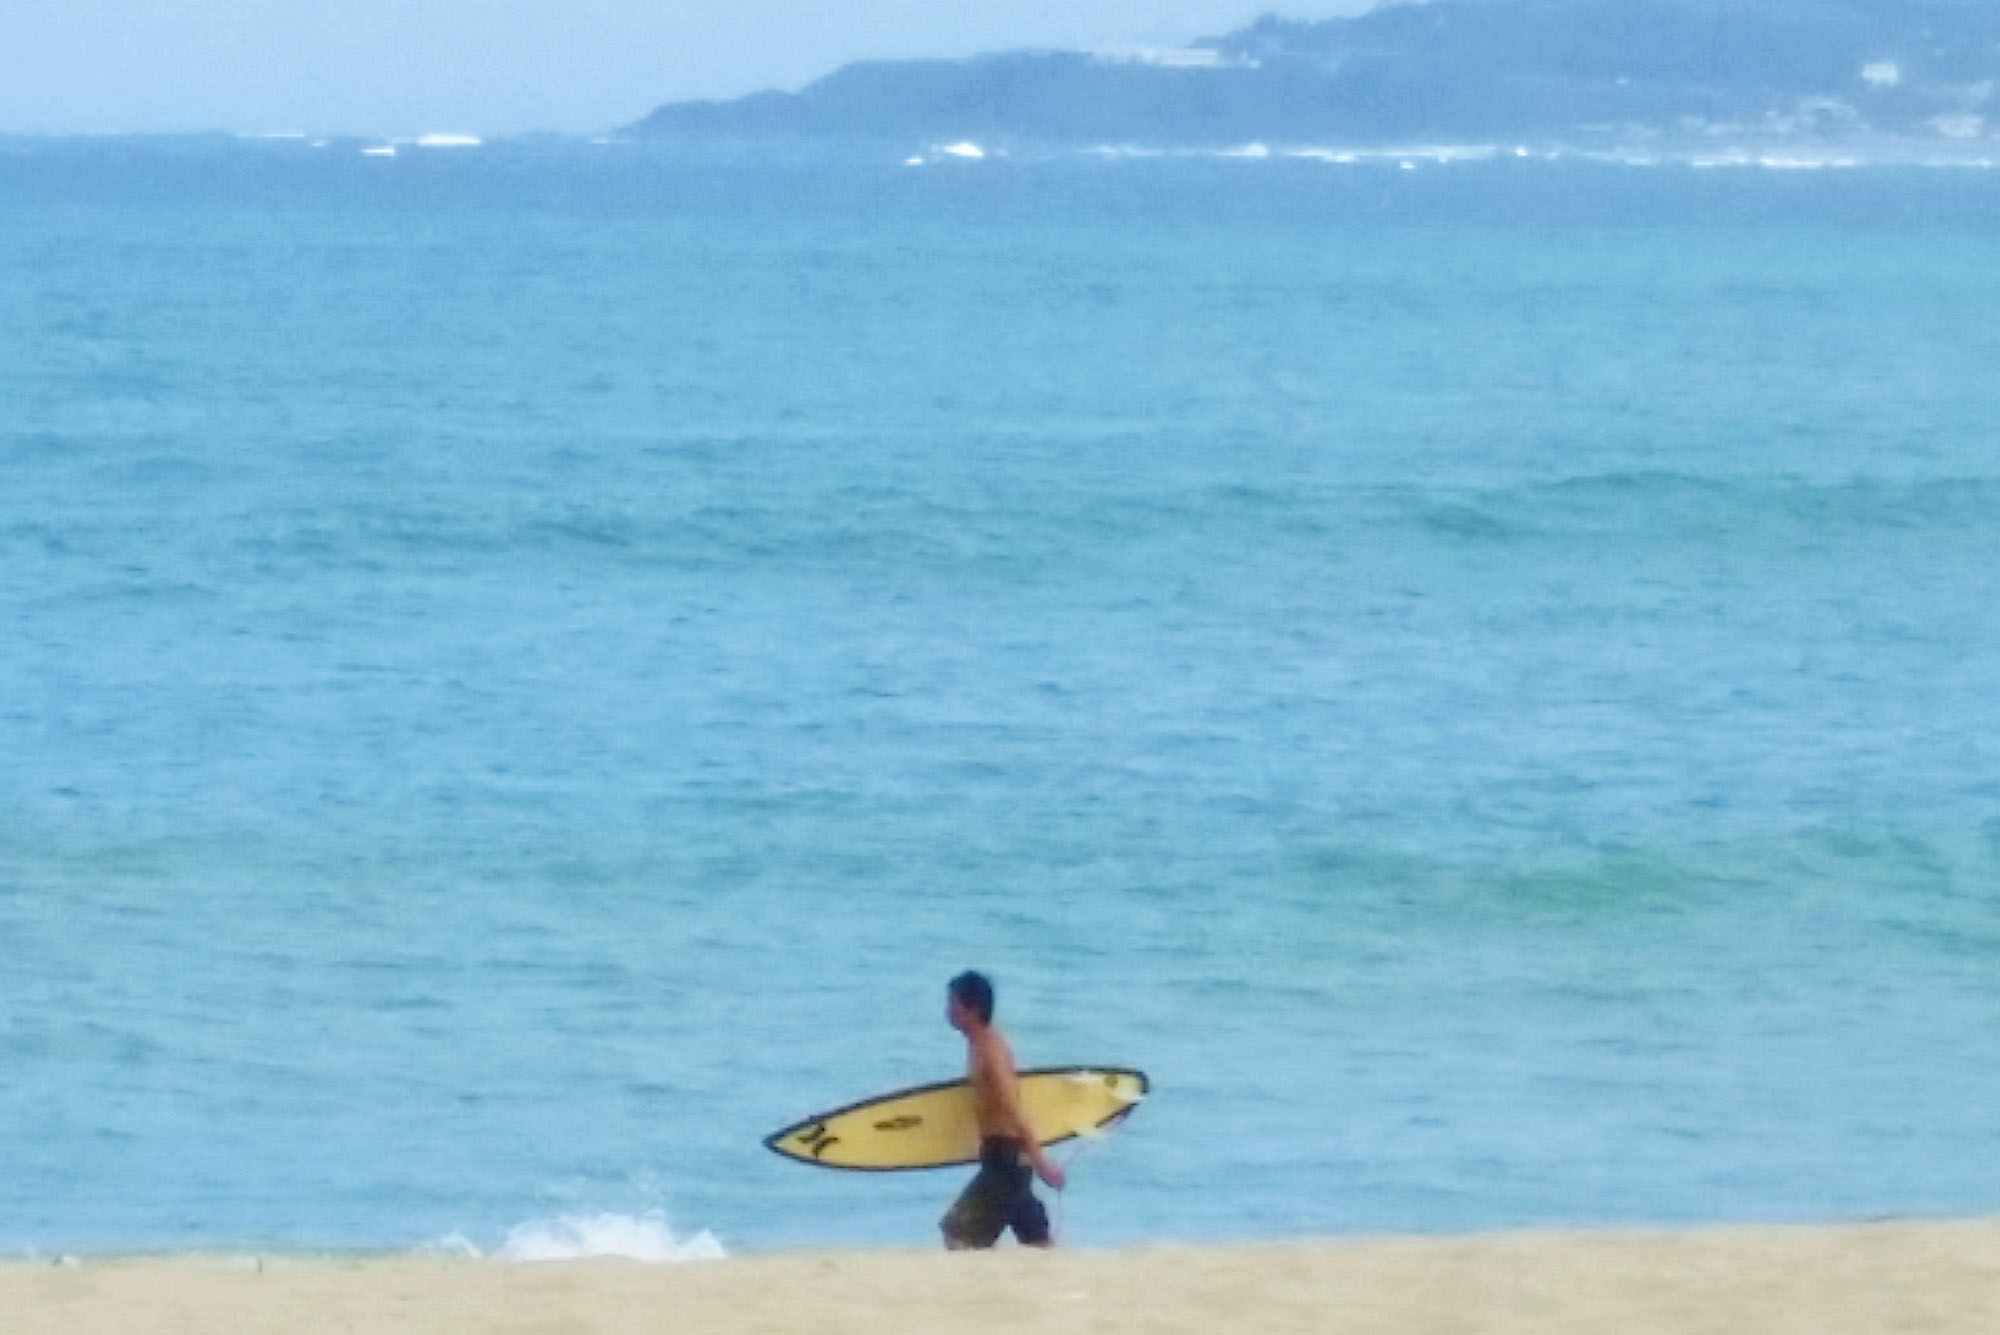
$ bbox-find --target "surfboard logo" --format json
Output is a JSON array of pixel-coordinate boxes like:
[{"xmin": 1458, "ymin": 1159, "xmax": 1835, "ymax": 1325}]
[
  {"xmin": 795, "ymin": 1122, "xmax": 841, "ymax": 1160},
  {"xmin": 873, "ymin": 1114, "xmax": 923, "ymax": 1132}
]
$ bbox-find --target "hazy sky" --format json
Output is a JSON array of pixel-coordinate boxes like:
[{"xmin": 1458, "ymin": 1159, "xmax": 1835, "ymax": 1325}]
[{"xmin": 0, "ymin": 0, "xmax": 1381, "ymax": 138}]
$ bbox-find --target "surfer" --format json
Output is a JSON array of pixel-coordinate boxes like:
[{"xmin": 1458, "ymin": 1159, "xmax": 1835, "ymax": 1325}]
[{"xmin": 940, "ymin": 970, "xmax": 1066, "ymax": 1249}]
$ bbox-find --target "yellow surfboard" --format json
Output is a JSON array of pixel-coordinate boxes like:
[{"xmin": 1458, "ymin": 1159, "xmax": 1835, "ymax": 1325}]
[{"xmin": 765, "ymin": 1066, "xmax": 1148, "ymax": 1171}]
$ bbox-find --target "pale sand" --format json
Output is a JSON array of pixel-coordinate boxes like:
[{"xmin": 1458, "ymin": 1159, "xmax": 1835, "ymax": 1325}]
[{"xmin": 7, "ymin": 1220, "xmax": 2000, "ymax": 1334}]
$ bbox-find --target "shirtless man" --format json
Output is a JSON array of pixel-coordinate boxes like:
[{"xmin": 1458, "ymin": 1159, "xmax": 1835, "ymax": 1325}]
[{"xmin": 939, "ymin": 970, "xmax": 1067, "ymax": 1249}]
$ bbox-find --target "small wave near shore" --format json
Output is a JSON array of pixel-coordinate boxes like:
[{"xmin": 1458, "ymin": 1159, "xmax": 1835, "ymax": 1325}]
[{"xmin": 426, "ymin": 1211, "xmax": 725, "ymax": 1263}]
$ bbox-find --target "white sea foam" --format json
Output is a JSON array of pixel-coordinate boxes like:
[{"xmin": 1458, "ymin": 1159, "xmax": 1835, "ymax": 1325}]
[
  {"xmin": 1682, "ymin": 148, "xmax": 1865, "ymax": 170},
  {"xmin": 1929, "ymin": 113, "xmax": 1986, "ymax": 141},
  {"xmin": 418, "ymin": 1212, "xmax": 725, "ymax": 1263},
  {"xmin": 1086, "ymin": 144, "xmax": 1167, "ymax": 159},
  {"xmin": 1283, "ymin": 143, "xmax": 1499, "ymax": 165},
  {"xmin": 492, "ymin": 1212, "xmax": 725, "ymax": 1263},
  {"xmin": 416, "ymin": 133, "xmax": 482, "ymax": 149},
  {"xmin": 361, "ymin": 145, "xmax": 396, "ymax": 158},
  {"xmin": 1862, "ymin": 60, "xmax": 1902, "ymax": 89},
  {"xmin": 1424, "ymin": 144, "xmax": 1501, "ymax": 163},
  {"xmin": 1052, "ymin": 139, "xmax": 1988, "ymax": 171},
  {"xmin": 938, "ymin": 141, "xmax": 986, "ymax": 159}
]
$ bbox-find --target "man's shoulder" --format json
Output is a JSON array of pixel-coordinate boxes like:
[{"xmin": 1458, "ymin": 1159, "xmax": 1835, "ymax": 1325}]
[
  {"xmin": 967, "ymin": 1026, "xmax": 1015, "ymax": 1066},
  {"xmin": 980, "ymin": 1028, "xmax": 1018, "ymax": 1073}
]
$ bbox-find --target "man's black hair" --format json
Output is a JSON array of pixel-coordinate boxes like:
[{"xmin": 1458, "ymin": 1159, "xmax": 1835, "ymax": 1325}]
[{"xmin": 948, "ymin": 970, "xmax": 994, "ymax": 1025}]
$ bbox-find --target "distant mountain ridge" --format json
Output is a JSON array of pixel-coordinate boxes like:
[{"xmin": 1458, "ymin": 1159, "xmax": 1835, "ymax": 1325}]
[{"xmin": 628, "ymin": 0, "xmax": 1999, "ymax": 149}]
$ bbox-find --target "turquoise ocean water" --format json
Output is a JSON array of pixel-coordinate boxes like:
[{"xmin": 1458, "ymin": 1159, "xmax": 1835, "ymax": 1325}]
[{"xmin": 3, "ymin": 138, "xmax": 2000, "ymax": 1257}]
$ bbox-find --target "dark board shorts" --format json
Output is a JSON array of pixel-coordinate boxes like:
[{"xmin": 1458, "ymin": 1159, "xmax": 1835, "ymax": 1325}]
[{"xmin": 940, "ymin": 1137, "xmax": 1051, "ymax": 1247}]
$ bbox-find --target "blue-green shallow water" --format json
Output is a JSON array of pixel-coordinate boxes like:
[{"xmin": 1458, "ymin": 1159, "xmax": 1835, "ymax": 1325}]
[{"xmin": 4, "ymin": 139, "xmax": 2000, "ymax": 1256}]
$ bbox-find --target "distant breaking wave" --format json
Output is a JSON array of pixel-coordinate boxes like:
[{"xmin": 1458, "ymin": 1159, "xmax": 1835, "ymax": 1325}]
[
  {"xmin": 879, "ymin": 134, "xmax": 1996, "ymax": 171},
  {"xmin": 12, "ymin": 131, "xmax": 1991, "ymax": 174},
  {"xmin": 1067, "ymin": 140, "xmax": 1997, "ymax": 171}
]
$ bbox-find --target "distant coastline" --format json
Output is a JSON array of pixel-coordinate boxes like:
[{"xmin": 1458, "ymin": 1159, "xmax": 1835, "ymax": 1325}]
[{"xmin": 625, "ymin": 0, "xmax": 2000, "ymax": 154}]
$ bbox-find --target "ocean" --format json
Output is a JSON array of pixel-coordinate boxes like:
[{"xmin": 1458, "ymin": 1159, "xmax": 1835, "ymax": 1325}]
[{"xmin": 3, "ymin": 135, "xmax": 1999, "ymax": 1258}]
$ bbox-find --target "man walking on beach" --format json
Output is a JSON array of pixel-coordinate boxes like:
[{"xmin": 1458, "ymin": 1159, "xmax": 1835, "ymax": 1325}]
[{"xmin": 941, "ymin": 970, "xmax": 1066, "ymax": 1249}]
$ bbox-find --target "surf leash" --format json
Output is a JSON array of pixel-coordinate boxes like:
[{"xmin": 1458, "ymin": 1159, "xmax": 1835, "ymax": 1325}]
[{"xmin": 1050, "ymin": 1130, "xmax": 1107, "ymax": 1244}]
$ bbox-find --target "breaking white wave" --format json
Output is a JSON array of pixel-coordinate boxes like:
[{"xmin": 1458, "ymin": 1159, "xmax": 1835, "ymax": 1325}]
[
  {"xmin": 1053, "ymin": 138, "xmax": 1997, "ymax": 171},
  {"xmin": 500, "ymin": 1212, "xmax": 725, "ymax": 1262},
  {"xmin": 425, "ymin": 1212, "xmax": 726, "ymax": 1263},
  {"xmin": 1861, "ymin": 60, "xmax": 1902, "ymax": 89},
  {"xmin": 1929, "ymin": 114, "xmax": 1986, "ymax": 141},
  {"xmin": 1284, "ymin": 143, "xmax": 1500, "ymax": 165}
]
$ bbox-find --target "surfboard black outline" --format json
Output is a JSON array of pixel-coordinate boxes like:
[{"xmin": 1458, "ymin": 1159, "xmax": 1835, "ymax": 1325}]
[{"xmin": 762, "ymin": 1065, "xmax": 1150, "ymax": 1172}]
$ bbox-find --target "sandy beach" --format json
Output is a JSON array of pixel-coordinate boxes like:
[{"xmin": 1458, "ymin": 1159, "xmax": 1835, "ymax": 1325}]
[{"xmin": 7, "ymin": 1219, "xmax": 1998, "ymax": 1335}]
